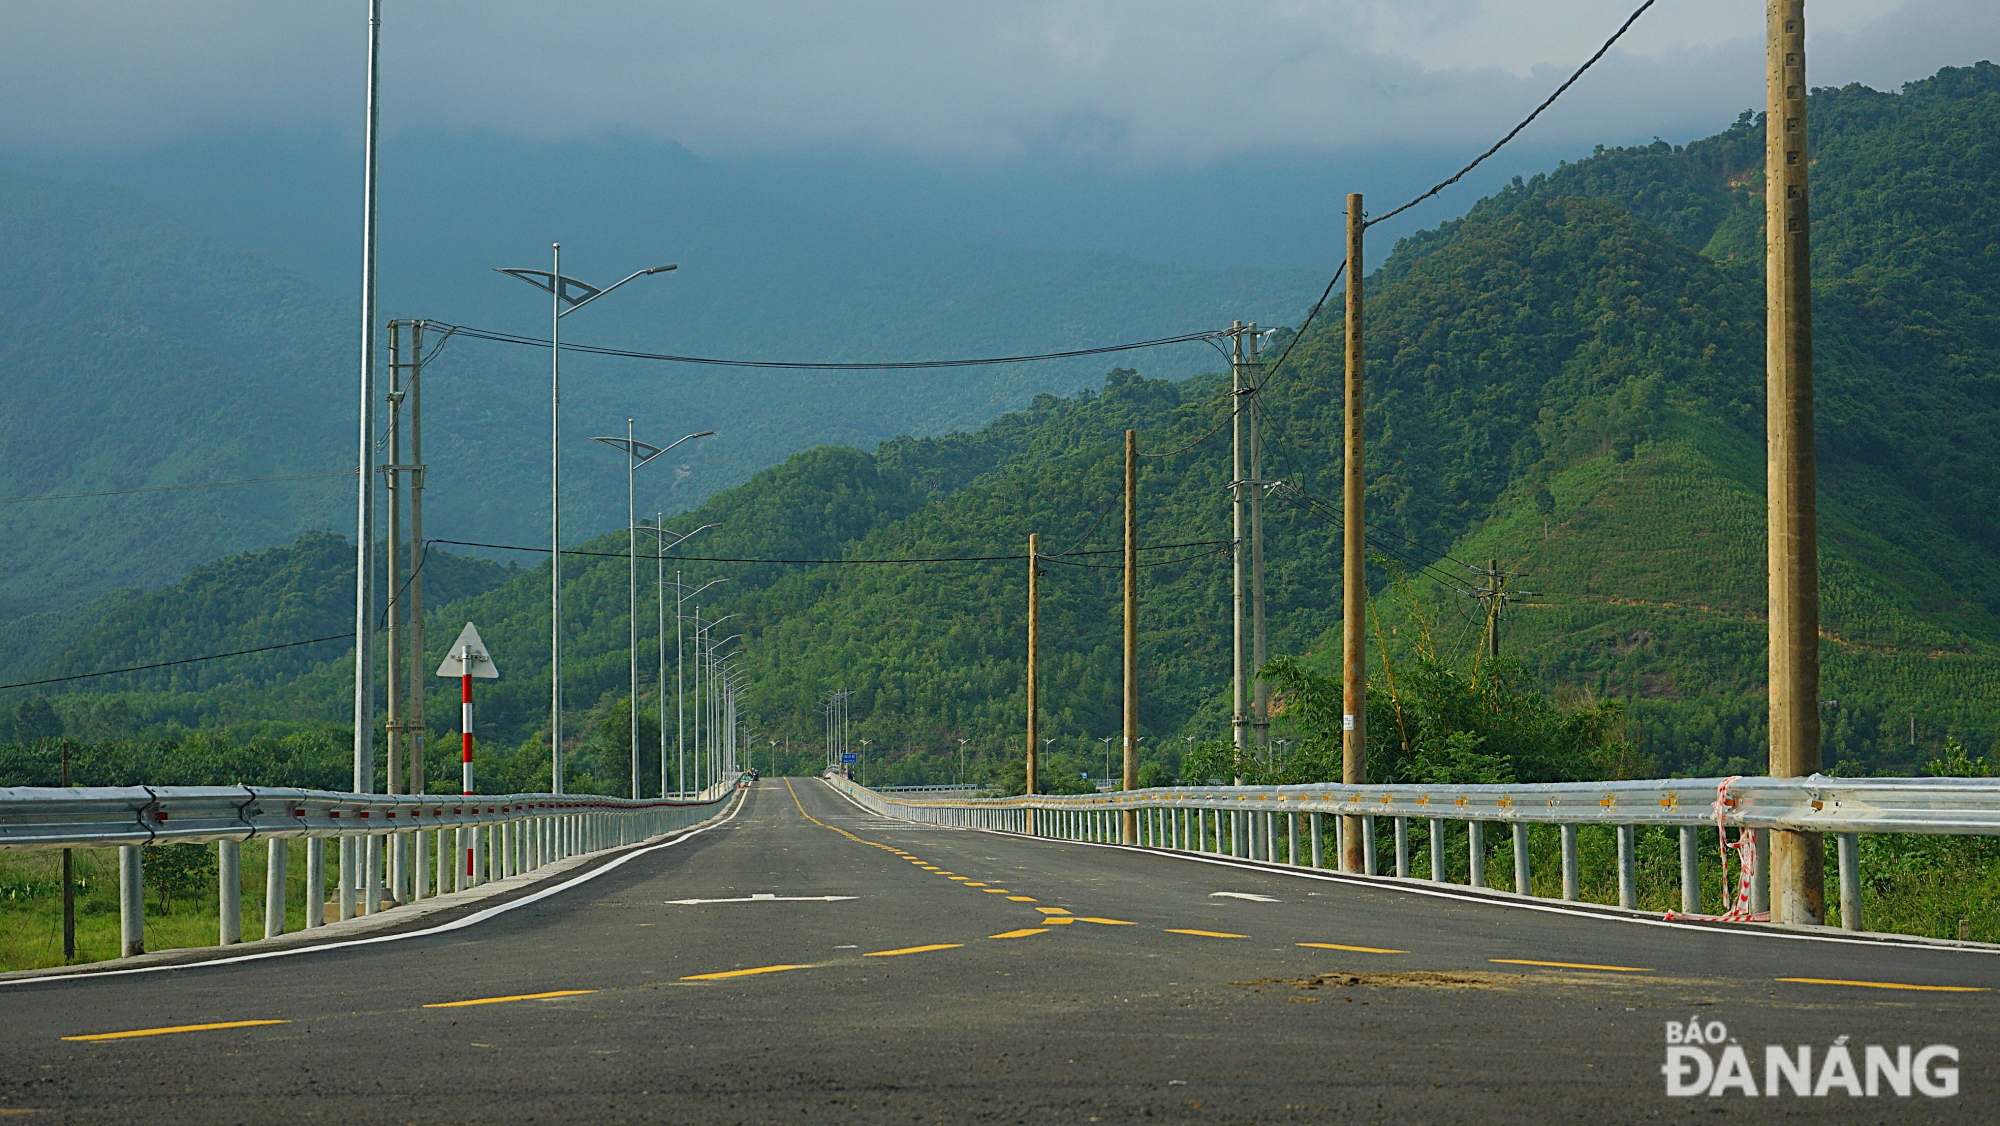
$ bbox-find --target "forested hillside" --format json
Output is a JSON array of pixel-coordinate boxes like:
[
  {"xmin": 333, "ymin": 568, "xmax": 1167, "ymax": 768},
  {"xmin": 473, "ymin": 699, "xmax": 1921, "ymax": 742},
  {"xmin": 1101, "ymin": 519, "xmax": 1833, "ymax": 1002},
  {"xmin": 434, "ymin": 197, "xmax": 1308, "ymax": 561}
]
[{"xmin": 6, "ymin": 64, "xmax": 1998, "ymax": 795}]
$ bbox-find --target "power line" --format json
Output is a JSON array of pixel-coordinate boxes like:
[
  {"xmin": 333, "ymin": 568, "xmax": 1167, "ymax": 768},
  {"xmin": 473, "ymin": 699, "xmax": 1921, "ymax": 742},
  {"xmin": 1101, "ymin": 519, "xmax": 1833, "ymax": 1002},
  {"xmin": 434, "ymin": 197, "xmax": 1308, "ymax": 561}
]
[
  {"xmin": 432, "ymin": 322, "xmax": 1224, "ymax": 371},
  {"xmin": 0, "ymin": 470, "xmax": 355, "ymax": 506},
  {"xmin": 428, "ymin": 536, "xmax": 1228, "ymax": 566},
  {"xmin": 0, "ymin": 633, "xmax": 357, "ymax": 692},
  {"xmin": 1366, "ymin": 0, "xmax": 1657, "ymax": 230}
]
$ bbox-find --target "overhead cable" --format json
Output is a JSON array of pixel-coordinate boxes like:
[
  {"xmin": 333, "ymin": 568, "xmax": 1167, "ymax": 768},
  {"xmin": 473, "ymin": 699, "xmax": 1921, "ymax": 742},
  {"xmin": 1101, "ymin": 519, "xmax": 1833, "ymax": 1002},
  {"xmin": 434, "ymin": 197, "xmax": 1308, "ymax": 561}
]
[
  {"xmin": 429, "ymin": 536, "xmax": 1228, "ymax": 565},
  {"xmin": 1365, "ymin": 0, "xmax": 1658, "ymax": 230},
  {"xmin": 431, "ymin": 322, "xmax": 1224, "ymax": 371}
]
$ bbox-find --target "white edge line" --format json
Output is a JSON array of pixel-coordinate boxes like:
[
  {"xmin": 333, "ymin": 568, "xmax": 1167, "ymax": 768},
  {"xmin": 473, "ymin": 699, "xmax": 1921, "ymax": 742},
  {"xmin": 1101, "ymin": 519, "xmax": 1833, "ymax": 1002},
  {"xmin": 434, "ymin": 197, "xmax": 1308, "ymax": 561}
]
[
  {"xmin": 825, "ymin": 781, "xmax": 2000, "ymax": 959},
  {"xmin": 2, "ymin": 789, "xmax": 749, "ymax": 988}
]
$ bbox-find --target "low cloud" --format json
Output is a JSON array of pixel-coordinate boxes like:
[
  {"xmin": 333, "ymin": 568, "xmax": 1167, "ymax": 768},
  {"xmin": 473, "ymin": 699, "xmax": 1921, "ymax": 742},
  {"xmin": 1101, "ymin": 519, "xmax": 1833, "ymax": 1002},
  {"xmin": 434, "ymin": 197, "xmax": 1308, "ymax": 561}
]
[{"xmin": 3, "ymin": 1, "xmax": 1994, "ymax": 160}]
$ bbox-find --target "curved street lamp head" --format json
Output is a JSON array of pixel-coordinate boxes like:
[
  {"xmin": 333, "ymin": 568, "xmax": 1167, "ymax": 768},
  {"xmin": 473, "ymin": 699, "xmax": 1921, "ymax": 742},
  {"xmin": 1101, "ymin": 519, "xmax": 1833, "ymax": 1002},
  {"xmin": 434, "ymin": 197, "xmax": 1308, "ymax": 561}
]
[{"xmin": 494, "ymin": 261, "xmax": 675, "ymax": 316}]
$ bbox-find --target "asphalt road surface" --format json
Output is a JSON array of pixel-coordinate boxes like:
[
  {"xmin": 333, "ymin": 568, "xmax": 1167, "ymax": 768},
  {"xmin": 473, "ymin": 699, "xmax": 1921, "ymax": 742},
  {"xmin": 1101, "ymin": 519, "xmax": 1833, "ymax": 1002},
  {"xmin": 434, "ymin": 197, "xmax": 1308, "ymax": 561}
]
[{"xmin": 2, "ymin": 777, "xmax": 1993, "ymax": 1124}]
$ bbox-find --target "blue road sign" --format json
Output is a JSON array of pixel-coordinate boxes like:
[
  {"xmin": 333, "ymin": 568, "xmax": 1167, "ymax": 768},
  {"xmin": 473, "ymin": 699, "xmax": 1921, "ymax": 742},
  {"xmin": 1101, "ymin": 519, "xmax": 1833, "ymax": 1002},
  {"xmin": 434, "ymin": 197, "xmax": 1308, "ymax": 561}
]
[{"xmin": 841, "ymin": 753, "xmax": 859, "ymax": 763}]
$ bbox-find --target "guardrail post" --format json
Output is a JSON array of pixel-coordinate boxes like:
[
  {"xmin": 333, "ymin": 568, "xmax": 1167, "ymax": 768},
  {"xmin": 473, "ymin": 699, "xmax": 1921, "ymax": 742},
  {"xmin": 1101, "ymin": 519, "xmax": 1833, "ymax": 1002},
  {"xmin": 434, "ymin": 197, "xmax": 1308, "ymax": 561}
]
[
  {"xmin": 365, "ymin": 835, "xmax": 383, "ymax": 915},
  {"xmin": 414, "ymin": 828, "xmax": 429, "ymax": 902},
  {"xmin": 264, "ymin": 838, "xmax": 288, "ymax": 938},
  {"xmin": 306, "ymin": 838, "xmax": 325, "ymax": 928},
  {"xmin": 1837, "ymin": 832, "xmax": 1861, "ymax": 931},
  {"xmin": 1362, "ymin": 817, "xmax": 1377, "ymax": 876},
  {"xmin": 1617, "ymin": 825, "xmax": 1638, "ymax": 909},
  {"xmin": 1467, "ymin": 822, "xmax": 1484, "ymax": 888},
  {"xmin": 1394, "ymin": 817, "xmax": 1410, "ymax": 878},
  {"xmin": 118, "ymin": 845, "xmax": 144, "ymax": 957},
  {"xmin": 1429, "ymin": 818, "xmax": 1445, "ymax": 881},
  {"xmin": 1335, "ymin": 813, "xmax": 1346, "ymax": 868},
  {"xmin": 218, "ymin": 839, "xmax": 242, "ymax": 945},
  {"xmin": 339, "ymin": 838, "xmax": 357, "ymax": 921},
  {"xmin": 1310, "ymin": 812, "xmax": 1324, "ymax": 867},
  {"xmin": 1679, "ymin": 827, "xmax": 1701, "ymax": 914},
  {"xmin": 1285, "ymin": 813, "xmax": 1298, "ymax": 864},
  {"xmin": 1511, "ymin": 823, "xmax": 1530, "ymax": 896},
  {"xmin": 1751, "ymin": 829, "xmax": 1770, "ymax": 915},
  {"xmin": 1560, "ymin": 825, "xmax": 1579, "ymax": 901}
]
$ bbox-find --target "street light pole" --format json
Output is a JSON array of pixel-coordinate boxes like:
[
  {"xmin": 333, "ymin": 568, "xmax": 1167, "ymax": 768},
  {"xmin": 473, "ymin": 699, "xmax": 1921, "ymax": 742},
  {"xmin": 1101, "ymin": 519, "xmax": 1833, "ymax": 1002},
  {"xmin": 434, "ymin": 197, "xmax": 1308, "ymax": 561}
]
[
  {"xmin": 643, "ymin": 525, "xmax": 718, "ymax": 797},
  {"xmin": 496, "ymin": 256, "xmax": 676, "ymax": 794},
  {"xmin": 593, "ymin": 428, "xmax": 715, "ymax": 798}
]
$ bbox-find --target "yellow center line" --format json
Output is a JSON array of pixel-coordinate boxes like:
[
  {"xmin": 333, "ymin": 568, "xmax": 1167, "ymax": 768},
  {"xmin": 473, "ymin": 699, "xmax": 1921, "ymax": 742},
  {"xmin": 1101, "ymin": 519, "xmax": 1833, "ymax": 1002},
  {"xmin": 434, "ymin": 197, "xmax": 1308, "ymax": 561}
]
[
  {"xmin": 63, "ymin": 1019, "xmax": 289, "ymax": 1042},
  {"xmin": 1491, "ymin": 959, "xmax": 1650, "ymax": 973},
  {"xmin": 948, "ymin": 876, "xmax": 971, "ymax": 881},
  {"xmin": 1006, "ymin": 895, "xmax": 1037, "ymax": 902},
  {"xmin": 1299, "ymin": 942, "xmax": 1408, "ymax": 954},
  {"xmin": 1077, "ymin": 917, "xmax": 1137, "ymax": 925},
  {"xmin": 1776, "ymin": 977, "xmax": 1990, "ymax": 993},
  {"xmin": 422, "ymin": 990, "xmax": 598, "ymax": 1008},
  {"xmin": 1034, "ymin": 907, "xmax": 1072, "ymax": 915},
  {"xmin": 681, "ymin": 964, "xmax": 810, "ymax": 981},
  {"xmin": 1167, "ymin": 929, "xmax": 1248, "ymax": 939},
  {"xmin": 1043, "ymin": 916, "xmax": 1075, "ymax": 925},
  {"xmin": 990, "ymin": 928, "xmax": 1050, "ymax": 939},
  {"xmin": 864, "ymin": 943, "xmax": 964, "ymax": 957},
  {"xmin": 983, "ymin": 889, "xmax": 1011, "ymax": 894},
  {"xmin": 964, "ymin": 882, "xmax": 987, "ymax": 887}
]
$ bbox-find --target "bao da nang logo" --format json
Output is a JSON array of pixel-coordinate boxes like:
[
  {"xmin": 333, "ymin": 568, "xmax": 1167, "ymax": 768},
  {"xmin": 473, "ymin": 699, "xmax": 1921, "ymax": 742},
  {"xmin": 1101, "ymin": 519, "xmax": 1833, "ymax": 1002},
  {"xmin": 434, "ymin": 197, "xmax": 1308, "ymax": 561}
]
[{"xmin": 1664, "ymin": 1017, "xmax": 1959, "ymax": 1097}]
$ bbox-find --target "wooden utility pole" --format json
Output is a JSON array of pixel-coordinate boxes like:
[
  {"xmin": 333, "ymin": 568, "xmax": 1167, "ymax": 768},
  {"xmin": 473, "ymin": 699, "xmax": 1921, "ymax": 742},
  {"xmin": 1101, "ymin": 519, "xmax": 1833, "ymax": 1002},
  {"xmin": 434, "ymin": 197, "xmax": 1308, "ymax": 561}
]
[
  {"xmin": 1341, "ymin": 194, "xmax": 1367, "ymax": 873},
  {"xmin": 1766, "ymin": 0, "xmax": 1824, "ymax": 925},
  {"xmin": 1122, "ymin": 431, "xmax": 1139, "ymax": 842},
  {"xmin": 1026, "ymin": 533, "xmax": 1040, "ymax": 802},
  {"xmin": 1485, "ymin": 558, "xmax": 1504, "ymax": 660}
]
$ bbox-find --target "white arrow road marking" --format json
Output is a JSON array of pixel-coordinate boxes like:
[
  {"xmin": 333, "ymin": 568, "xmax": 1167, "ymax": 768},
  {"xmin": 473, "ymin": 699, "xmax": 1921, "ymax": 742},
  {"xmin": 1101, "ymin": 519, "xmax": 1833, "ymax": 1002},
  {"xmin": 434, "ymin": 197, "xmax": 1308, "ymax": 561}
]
[
  {"xmin": 666, "ymin": 894, "xmax": 860, "ymax": 905},
  {"xmin": 1210, "ymin": 891, "xmax": 1281, "ymax": 902}
]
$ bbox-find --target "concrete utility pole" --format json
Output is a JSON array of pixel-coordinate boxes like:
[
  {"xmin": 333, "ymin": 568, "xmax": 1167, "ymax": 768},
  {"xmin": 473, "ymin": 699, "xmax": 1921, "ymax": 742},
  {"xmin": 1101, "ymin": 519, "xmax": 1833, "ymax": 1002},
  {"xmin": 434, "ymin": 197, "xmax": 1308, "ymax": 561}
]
[
  {"xmin": 1122, "ymin": 430, "xmax": 1139, "ymax": 842},
  {"xmin": 1026, "ymin": 534, "xmax": 1040, "ymax": 801},
  {"xmin": 1230, "ymin": 324, "xmax": 1248, "ymax": 783},
  {"xmin": 384, "ymin": 320, "xmax": 405, "ymax": 902},
  {"xmin": 407, "ymin": 321, "xmax": 427, "ymax": 800},
  {"xmin": 1766, "ymin": 0, "xmax": 1824, "ymax": 925},
  {"xmin": 1342, "ymin": 193, "xmax": 1367, "ymax": 874},
  {"xmin": 1248, "ymin": 327, "xmax": 1269, "ymax": 761}
]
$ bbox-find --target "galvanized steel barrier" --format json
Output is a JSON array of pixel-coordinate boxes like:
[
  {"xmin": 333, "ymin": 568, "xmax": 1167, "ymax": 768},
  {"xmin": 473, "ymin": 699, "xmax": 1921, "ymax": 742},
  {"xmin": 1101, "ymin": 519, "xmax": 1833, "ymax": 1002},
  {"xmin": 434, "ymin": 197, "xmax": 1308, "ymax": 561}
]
[
  {"xmin": 826, "ymin": 773, "xmax": 2000, "ymax": 933},
  {"xmin": 0, "ymin": 776, "xmax": 742, "ymax": 959}
]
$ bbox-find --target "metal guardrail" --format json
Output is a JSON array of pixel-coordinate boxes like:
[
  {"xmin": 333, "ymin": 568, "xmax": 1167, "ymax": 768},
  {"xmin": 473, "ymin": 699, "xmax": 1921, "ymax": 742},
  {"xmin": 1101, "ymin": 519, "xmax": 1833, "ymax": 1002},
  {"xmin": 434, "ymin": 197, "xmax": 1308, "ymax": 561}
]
[
  {"xmin": 1, "ymin": 776, "xmax": 742, "ymax": 961},
  {"xmin": 826, "ymin": 773, "xmax": 2000, "ymax": 935},
  {"xmin": 873, "ymin": 784, "xmax": 988, "ymax": 795}
]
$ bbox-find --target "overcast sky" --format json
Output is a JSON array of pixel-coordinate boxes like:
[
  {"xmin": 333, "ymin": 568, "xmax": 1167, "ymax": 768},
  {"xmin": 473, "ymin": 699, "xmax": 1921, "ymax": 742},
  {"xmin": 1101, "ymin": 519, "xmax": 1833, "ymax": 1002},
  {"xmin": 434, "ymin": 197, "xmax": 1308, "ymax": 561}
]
[{"xmin": 6, "ymin": 2, "xmax": 1996, "ymax": 162}]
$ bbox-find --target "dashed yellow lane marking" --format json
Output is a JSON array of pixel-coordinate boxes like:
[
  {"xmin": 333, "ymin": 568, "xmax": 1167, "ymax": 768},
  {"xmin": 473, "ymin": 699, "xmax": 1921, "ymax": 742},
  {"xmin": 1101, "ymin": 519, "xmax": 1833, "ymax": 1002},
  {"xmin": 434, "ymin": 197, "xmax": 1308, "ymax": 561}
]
[
  {"xmin": 990, "ymin": 928, "xmax": 1050, "ymax": 939},
  {"xmin": 1006, "ymin": 895, "xmax": 1036, "ymax": 901},
  {"xmin": 983, "ymin": 889, "xmax": 1011, "ymax": 894},
  {"xmin": 1777, "ymin": 977, "xmax": 1989, "ymax": 993},
  {"xmin": 1034, "ymin": 907, "xmax": 1072, "ymax": 915},
  {"xmin": 681, "ymin": 965, "xmax": 809, "ymax": 981},
  {"xmin": 1043, "ymin": 916, "xmax": 1075, "ymax": 925},
  {"xmin": 423, "ymin": 990, "xmax": 598, "ymax": 1008},
  {"xmin": 1078, "ymin": 917, "xmax": 1137, "ymax": 925},
  {"xmin": 1167, "ymin": 929, "xmax": 1248, "ymax": 939},
  {"xmin": 948, "ymin": 876, "xmax": 972, "ymax": 881},
  {"xmin": 865, "ymin": 944, "xmax": 964, "ymax": 957},
  {"xmin": 964, "ymin": 882, "xmax": 987, "ymax": 886},
  {"xmin": 1299, "ymin": 942, "xmax": 1408, "ymax": 955},
  {"xmin": 1491, "ymin": 959, "xmax": 1650, "ymax": 973},
  {"xmin": 64, "ymin": 1019, "xmax": 289, "ymax": 1042}
]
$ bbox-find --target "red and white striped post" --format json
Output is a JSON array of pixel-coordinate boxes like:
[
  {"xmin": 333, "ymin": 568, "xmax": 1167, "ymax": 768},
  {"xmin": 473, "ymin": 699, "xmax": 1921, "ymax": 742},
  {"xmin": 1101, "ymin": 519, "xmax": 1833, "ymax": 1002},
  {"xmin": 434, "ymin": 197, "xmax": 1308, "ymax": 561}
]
[
  {"xmin": 460, "ymin": 652, "xmax": 475, "ymax": 796},
  {"xmin": 435, "ymin": 622, "xmax": 498, "ymax": 890}
]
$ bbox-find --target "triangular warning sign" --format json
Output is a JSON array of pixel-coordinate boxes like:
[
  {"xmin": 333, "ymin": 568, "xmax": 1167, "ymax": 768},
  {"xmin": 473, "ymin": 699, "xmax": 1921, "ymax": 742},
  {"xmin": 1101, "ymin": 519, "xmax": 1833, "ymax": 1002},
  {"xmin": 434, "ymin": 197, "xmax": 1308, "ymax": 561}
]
[{"xmin": 435, "ymin": 622, "xmax": 499, "ymax": 679}]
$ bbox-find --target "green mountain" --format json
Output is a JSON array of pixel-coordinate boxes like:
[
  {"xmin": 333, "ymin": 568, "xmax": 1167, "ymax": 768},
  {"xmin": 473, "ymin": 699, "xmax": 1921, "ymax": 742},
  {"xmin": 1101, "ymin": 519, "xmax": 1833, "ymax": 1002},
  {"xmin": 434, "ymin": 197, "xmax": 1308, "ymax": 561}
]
[
  {"xmin": 9, "ymin": 64, "xmax": 1999, "ymax": 793},
  {"xmin": 0, "ymin": 150, "xmax": 1314, "ymax": 620}
]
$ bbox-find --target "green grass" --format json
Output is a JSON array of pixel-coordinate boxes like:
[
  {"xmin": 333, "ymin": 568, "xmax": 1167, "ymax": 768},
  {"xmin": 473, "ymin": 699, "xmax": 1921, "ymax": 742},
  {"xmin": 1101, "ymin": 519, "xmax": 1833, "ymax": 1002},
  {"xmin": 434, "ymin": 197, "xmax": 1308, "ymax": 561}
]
[{"xmin": 0, "ymin": 842, "xmax": 332, "ymax": 972}]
